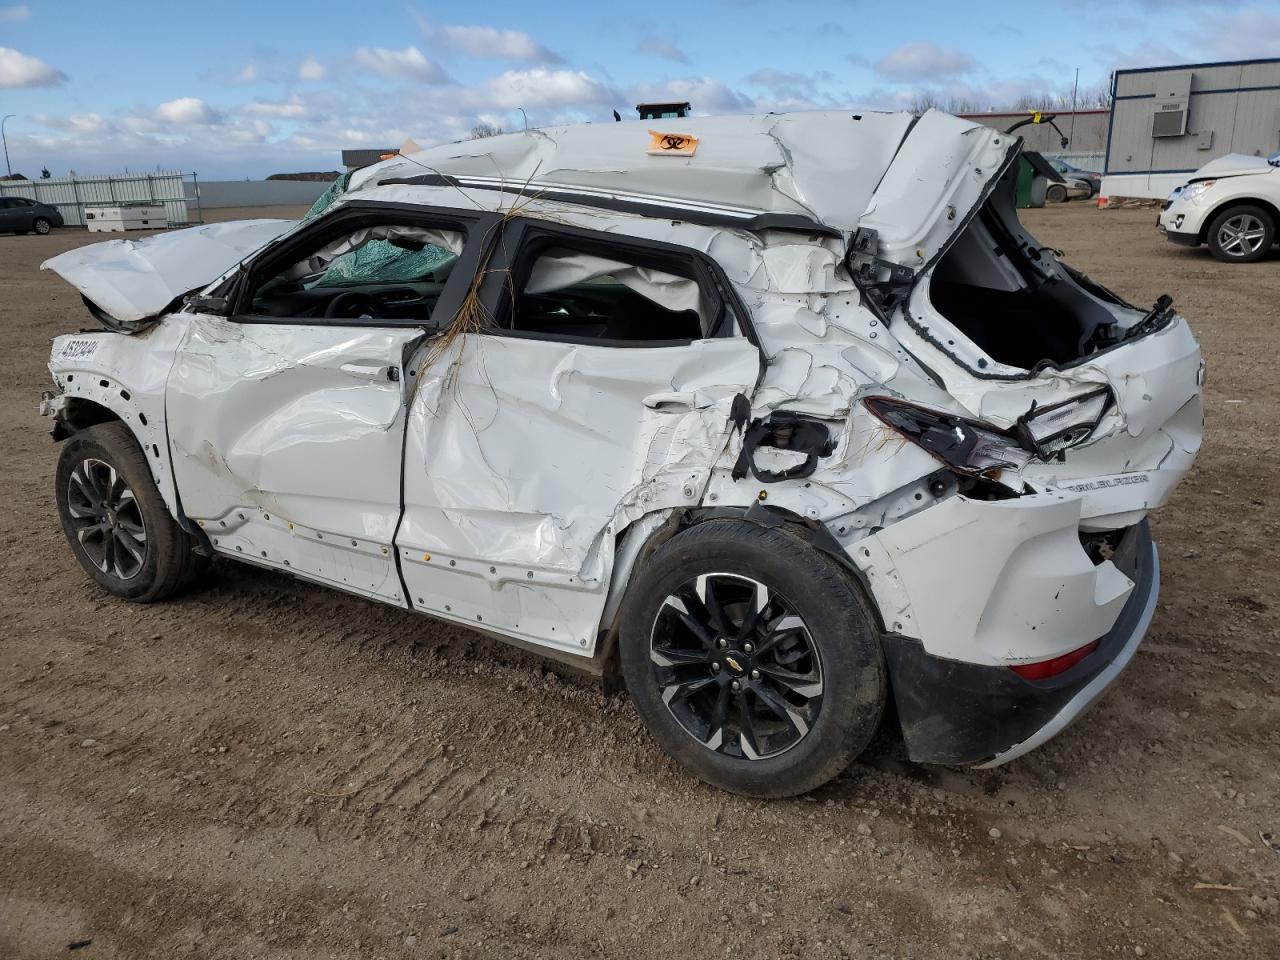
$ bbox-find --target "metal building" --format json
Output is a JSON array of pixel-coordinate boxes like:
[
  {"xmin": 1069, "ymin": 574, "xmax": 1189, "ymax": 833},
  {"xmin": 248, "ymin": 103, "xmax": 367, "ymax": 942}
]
[{"xmin": 1102, "ymin": 57, "xmax": 1280, "ymax": 199}]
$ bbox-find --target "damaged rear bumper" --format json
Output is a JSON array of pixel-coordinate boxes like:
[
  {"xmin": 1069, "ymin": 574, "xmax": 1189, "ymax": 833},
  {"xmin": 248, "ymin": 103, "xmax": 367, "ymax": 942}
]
[{"xmin": 881, "ymin": 520, "xmax": 1157, "ymax": 766}]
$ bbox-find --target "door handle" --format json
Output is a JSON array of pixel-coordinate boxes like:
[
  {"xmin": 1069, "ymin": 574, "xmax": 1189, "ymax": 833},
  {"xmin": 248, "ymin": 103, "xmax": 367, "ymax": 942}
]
[
  {"xmin": 340, "ymin": 361, "xmax": 399, "ymax": 382},
  {"xmin": 643, "ymin": 390, "xmax": 699, "ymax": 411}
]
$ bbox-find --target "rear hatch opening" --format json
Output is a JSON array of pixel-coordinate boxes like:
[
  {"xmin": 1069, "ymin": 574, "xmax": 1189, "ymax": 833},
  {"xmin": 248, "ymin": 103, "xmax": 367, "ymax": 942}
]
[{"xmin": 911, "ymin": 162, "xmax": 1171, "ymax": 375}]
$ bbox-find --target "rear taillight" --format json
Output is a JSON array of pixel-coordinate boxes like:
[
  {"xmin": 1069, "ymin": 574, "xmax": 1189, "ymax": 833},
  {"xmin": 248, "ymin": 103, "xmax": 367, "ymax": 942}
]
[{"xmin": 1009, "ymin": 640, "xmax": 1099, "ymax": 681}]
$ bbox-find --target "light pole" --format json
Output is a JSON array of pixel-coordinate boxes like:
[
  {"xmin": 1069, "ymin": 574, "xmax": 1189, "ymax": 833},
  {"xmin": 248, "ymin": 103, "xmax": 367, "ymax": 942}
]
[
  {"xmin": 1, "ymin": 115, "xmax": 14, "ymax": 177},
  {"xmin": 517, "ymin": 107, "xmax": 528, "ymax": 131},
  {"xmin": 1068, "ymin": 69, "xmax": 1079, "ymax": 151}
]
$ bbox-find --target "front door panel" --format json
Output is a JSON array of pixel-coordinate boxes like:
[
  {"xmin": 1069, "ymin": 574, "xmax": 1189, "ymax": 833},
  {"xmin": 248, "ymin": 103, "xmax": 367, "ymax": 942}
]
[{"xmin": 167, "ymin": 314, "xmax": 422, "ymax": 604}]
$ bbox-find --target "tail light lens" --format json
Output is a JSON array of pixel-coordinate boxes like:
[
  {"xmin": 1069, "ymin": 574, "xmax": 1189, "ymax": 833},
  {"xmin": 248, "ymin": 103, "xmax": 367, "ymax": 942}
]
[
  {"xmin": 1009, "ymin": 640, "xmax": 1099, "ymax": 681},
  {"xmin": 862, "ymin": 396, "xmax": 1032, "ymax": 475}
]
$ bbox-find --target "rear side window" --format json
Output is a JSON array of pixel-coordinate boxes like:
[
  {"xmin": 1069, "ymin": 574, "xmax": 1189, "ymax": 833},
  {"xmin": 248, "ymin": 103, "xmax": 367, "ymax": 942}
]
[{"xmin": 506, "ymin": 239, "xmax": 726, "ymax": 344}]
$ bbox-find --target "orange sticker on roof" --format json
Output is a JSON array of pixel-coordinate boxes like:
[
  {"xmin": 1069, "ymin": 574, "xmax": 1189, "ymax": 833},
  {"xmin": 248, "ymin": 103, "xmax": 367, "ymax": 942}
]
[{"xmin": 648, "ymin": 130, "xmax": 698, "ymax": 157}]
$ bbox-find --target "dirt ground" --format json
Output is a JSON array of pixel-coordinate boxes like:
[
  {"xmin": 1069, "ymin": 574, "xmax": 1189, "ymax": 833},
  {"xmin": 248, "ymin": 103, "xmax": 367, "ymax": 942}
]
[{"xmin": 1, "ymin": 202, "xmax": 1277, "ymax": 960}]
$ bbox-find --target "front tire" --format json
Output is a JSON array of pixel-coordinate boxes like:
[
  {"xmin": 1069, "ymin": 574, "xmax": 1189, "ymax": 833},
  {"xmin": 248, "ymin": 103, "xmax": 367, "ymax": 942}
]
[
  {"xmin": 32, "ymin": 217, "xmax": 52, "ymax": 235},
  {"xmin": 1207, "ymin": 205, "xmax": 1274, "ymax": 263},
  {"xmin": 619, "ymin": 520, "xmax": 886, "ymax": 797},
  {"xmin": 55, "ymin": 422, "xmax": 206, "ymax": 602},
  {"xmin": 1046, "ymin": 183, "xmax": 1068, "ymax": 204}
]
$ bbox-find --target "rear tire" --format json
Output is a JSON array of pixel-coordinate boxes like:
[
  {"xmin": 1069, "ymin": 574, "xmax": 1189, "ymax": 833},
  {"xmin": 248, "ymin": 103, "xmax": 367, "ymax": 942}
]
[
  {"xmin": 32, "ymin": 217, "xmax": 52, "ymax": 235},
  {"xmin": 619, "ymin": 520, "xmax": 886, "ymax": 797},
  {"xmin": 55, "ymin": 422, "xmax": 206, "ymax": 602},
  {"xmin": 1207, "ymin": 205, "xmax": 1274, "ymax": 263},
  {"xmin": 1046, "ymin": 183, "xmax": 1067, "ymax": 204}
]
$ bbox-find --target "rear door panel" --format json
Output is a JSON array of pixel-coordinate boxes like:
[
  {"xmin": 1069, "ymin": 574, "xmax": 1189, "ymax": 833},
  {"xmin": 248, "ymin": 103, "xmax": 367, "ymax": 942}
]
[{"xmin": 396, "ymin": 333, "xmax": 760, "ymax": 655}]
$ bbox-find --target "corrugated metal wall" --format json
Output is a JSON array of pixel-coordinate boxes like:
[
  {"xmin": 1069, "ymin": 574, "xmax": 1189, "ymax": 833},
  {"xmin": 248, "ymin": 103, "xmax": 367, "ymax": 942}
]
[
  {"xmin": 0, "ymin": 172, "xmax": 191, "ymax": 226},
  {"xmin": 1108, "ymin": 59, "xmax": 1280, "ymax": 177}
]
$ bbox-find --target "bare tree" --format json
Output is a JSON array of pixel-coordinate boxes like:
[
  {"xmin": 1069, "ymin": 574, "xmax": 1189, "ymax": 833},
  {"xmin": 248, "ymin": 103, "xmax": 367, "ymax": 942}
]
[
  {"xmin": 942, "ymin": 95, "xmax": 983, "ymax": 114},
  {"xmin": 468, "ymin": 122, "xmax": 504, "ymax": 140},
  {"xmin": 907, "ymin": 92, "xmax": 941, "ymax": 114},
  {"xmin": 908, "ymin": 92, "xmax": 992, "ymax": 115},
  {"xmin": 1079, "ymin": 82, "xmax": 1113, "ymax": 109},
  {"xmin": 1012, "ymin": 92, "xmax": 1055, "ymax": 112},
  {"xmin": 910, "ymin": 84, "xmax": 1111, "ymax": 117}
]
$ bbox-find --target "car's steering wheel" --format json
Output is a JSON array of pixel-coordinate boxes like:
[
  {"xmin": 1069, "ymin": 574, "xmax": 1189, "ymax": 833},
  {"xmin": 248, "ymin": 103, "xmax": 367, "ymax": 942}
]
[{"xmin": 324, "ymin": 290, "xmax": 384, "ymax": 320}]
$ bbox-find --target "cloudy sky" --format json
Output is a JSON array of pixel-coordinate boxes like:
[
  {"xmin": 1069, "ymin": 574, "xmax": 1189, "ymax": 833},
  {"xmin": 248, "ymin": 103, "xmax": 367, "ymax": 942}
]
[{"xmin": 1, "ymin": 0, "xmax": 1278, "ymax": 179}]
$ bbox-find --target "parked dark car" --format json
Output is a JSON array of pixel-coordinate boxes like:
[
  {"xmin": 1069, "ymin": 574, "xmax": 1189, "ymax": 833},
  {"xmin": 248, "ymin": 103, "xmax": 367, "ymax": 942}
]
[
  {"xmin": 0, "ymin": 196, "xmax": 64, "ymax": 235},
  {"xmin": 1047, "ymin": 158, "xmax": 1102, "ymax": 198}
]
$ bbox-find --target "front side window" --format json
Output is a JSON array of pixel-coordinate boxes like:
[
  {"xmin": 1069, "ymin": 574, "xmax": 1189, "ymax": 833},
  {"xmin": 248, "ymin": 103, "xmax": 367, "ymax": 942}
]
[{"xmin": 246, "ymin": 222, "xmax": 466, "ymax": 322}]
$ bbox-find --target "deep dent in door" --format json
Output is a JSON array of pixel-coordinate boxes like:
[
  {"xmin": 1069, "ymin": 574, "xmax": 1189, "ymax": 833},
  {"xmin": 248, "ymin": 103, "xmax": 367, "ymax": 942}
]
[
  {"xmin": 396, "ymin": 333, "xmax": 761, "ymax": 656},
  {"xmin": 165, "ymin": 315, "xmax": 422, "ymax": 605}
]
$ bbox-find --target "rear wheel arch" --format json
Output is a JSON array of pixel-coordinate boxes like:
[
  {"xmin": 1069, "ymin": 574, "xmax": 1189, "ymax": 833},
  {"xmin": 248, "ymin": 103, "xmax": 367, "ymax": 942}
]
[{"xmin": 596, "ymin": 505, "xmax": 885, "ymax": 688}]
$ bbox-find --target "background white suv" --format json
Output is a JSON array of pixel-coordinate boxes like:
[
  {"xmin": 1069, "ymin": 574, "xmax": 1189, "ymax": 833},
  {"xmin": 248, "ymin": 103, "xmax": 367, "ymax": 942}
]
[{"xmin": 1159, "ymin": 152, "xmax": 1280, "ymax": 262}]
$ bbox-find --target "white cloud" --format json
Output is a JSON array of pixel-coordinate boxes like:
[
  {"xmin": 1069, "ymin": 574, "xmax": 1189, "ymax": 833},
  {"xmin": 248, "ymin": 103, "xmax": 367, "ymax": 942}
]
[
  {"xmin": 468, "ymin": 68, "xmax": 616, "ymax": 111},
  {"xmin": 297, "ymin": 56, "xmax": 326, "ymax": 82},
  {"xmin": 231, "ymin": 63, "xmax": 259, "ymax": 84},
  {"xmin": 242, "ymin": 96, "xmax": 311, "ymax": 119},
  {"xmin": 629, "ymin": 77, "xmax": 753, "ymax": 115},
  {"xmin": 636, "ymin": 35, "xmax": 689, "ymax": 64},
  {"xmin": 354, "ymin": 45, "xmax": 449, "ymax": 83},
  {"xmin": 154, "ymin": 97, "xmax": 219, "ymax": 125},
  {"xmin": 0, "ymin": 5, "xmax": 29, "ymax": 22},
  {"xmin": 874, "ymin": 42, "xmax": 974, "ymax": 82},
  {"xmin": 747, "ymin": 69, "xmax": 832, "ymax": 102},
  {"xmin": 1196, "ymin": 9, "xmax": 1280, "ymax": 59},
  {"xmin": 434, "ymin": 24, "xmax": 562, "ymax": 63},
  {"xmin": 1093, "ymin": 39, "xmax": 1188, "ymax": 70},
  {"xmin": 31, "ymin": 112, "xmax": 113, "ymax": 135},
  {"xmin": 0, "ymin": 46, "xmax": 64, "ymax": 88}
]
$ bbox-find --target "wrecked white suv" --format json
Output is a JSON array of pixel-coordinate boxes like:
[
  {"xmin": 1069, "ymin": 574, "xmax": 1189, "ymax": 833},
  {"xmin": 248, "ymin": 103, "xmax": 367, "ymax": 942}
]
[{"xmin": 41, "ymin": 111, "xmax": 1203, "ymax": 796}]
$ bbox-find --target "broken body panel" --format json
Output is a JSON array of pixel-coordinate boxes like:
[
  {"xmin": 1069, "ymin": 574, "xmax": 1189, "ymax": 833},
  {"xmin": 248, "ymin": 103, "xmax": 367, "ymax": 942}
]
[{"xmin": 42, "ymin": 109, "xmax": 1202, "ymax": 767}]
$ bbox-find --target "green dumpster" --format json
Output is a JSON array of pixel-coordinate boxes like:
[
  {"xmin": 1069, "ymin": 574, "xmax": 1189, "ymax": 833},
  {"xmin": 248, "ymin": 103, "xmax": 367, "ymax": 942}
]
[{"xmin": 1016, "ymin": 152, "xmax": 1058, "ymax": 209}]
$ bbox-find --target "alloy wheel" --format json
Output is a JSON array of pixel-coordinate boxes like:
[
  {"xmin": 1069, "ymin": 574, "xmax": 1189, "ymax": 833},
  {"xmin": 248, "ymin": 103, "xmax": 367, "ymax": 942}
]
[
  {"xmin": 1217, "ymin": 213, "xmax": 1267, "ymax": 257},
  {"xmin": 649, "ymin": 573, "xmax": 824, "ymax": 760},
  {"xmin": 66, "ymin": 457, "xmax": 148, "ymax": 580}
]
